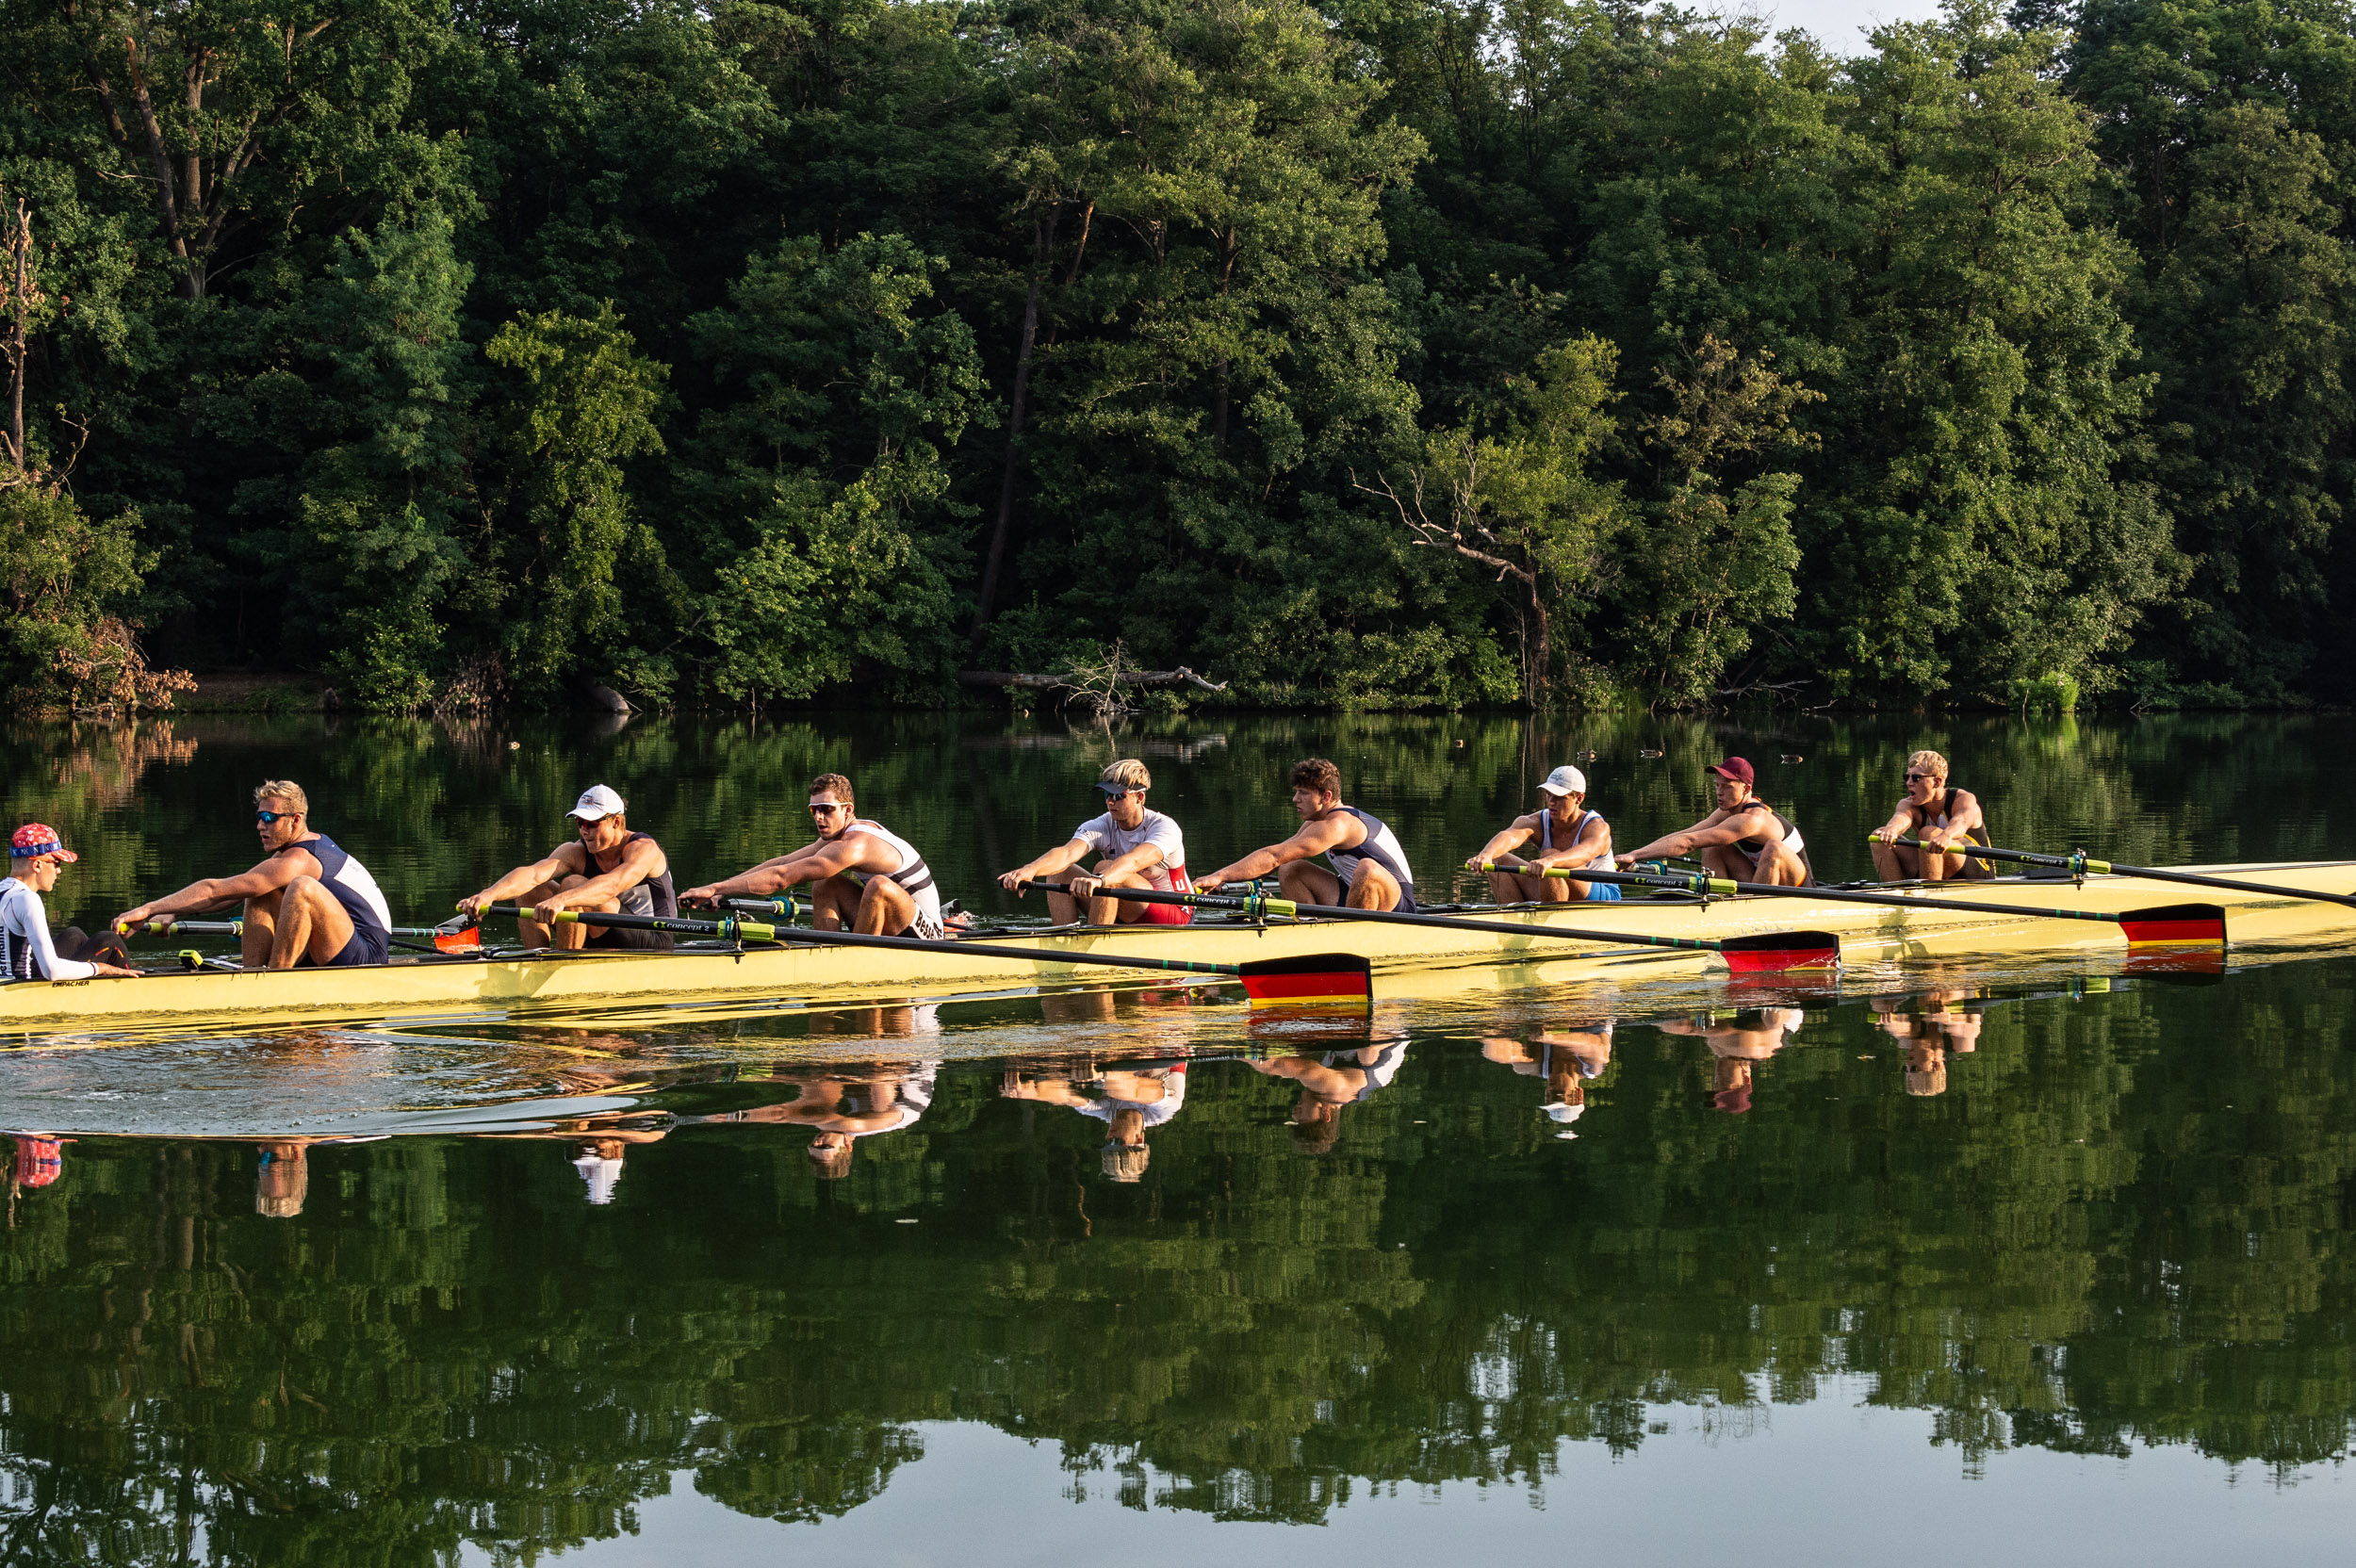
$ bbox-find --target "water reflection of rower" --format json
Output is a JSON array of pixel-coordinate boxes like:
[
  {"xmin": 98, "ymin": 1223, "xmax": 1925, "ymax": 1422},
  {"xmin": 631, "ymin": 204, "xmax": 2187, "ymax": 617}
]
[
  {"xmin": 1871, "ymin": 988, "xmax": 1982, "ymax": 1098},
  {"xmin": 1652, "ymin": 1006, "xmax": 1805, "ymax": 1114},
  {"xmin": 1481, "ymin": 1021, "xmax": 1612, "ymax": 1137},
  {"xmin": 1002, "ymin": 1062, "xmax": 1188, "ymax": 1181},
  {"xmin": 743, "ymin": 1063, "xmax": 939, "ymax": 1180},
  {"xmin": 1247, "ymin": 1036, "xmax": 1408, "ymax": 1155}
]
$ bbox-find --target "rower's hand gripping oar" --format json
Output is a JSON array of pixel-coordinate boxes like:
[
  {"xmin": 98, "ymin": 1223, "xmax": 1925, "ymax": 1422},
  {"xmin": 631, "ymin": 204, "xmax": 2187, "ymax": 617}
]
[
  {"xmin": 1489, "ymin": 861, "xmax": 2226, "ymax": 948},
  {"xmin": 481, "ymin": 904, "xmax": 1374, "ymax": 1007},
  {"xmin": 1878, "ymin": 837, "xmax": 2351, "ymax": 915},
  {"xmin": 1024, "ymin": 882, "xmax": 1839, "ymax": 974}
]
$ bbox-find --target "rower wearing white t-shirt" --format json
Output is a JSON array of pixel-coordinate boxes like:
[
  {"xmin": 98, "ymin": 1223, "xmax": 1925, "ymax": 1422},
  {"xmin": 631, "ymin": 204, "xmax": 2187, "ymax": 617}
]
[
  {"xmin": 1002, "ymin": 1062, "xmax": 1189, "ymax": 1182},
  {"xmin": 997, "ymin": 758, "xmax": 1194, "ymax": 927},
  {"xmin": 0, "ymin": 824, "xmax": 139, "ymax": 982}
]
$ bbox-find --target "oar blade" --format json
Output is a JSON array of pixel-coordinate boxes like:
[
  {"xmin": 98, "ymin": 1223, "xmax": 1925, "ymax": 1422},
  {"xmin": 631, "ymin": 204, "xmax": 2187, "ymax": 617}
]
[
  {"xmin": 1236, "ymin": 953, "xmax": 1373, "ymax": 1009},
  {"xmin": 1716, "ymin": 931, "xmax": 1841, "ymax": 974},
  {"xmin": 2118, "ymin": 903, "xmax": 2227, "ymax": 947},
  {"xmin": 434, "ymin": 923, "xmax": 483, "ymax": 953}
]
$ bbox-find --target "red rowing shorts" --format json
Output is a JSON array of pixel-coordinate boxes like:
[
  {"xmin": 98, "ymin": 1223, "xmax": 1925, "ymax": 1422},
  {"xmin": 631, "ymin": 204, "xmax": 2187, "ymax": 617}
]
[{"xmin": 1141, "ymin": 869, "xmax": 1195, "ymax": 926}]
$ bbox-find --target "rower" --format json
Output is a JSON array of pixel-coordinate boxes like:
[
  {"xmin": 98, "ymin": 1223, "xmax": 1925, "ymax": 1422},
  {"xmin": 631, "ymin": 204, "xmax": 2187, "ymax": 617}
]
[
  {"xmin": 1867, "ymin": 750, "xmax": 1990, "ymax": 882},
  {"xmin": 1481, "ymin": 1021, "xmax": 1612, "ymax": 1137},
  {"xmin": 112, "ymin": 781, "xmax": 393, "ymax": 970},
  {"xmin": 1195, "ymin": 758, "xmax": 1416, "ymax": 911},
  {"xmin": 2, "ymin": 825, "xmax": 138, "ymax": 981},
  {"xmin": 1615, "ymin": 757, "xmax": 1810, "ymax": 886},
  {"xmin": 457, "ymin": 785, "xmax": 678, "ymax": 951},
  {"xmin": 1466, "ymin": 764, "xmax": 1618, "ymax": 903},
  {"xmin": 1245, "ymin": 1037, "xmax": 1408, "ymax": 1155},
  {"xmin": 1000, "ymin": 1063, "xmax": 1188, "ymax": 1182},
  {"xmin": 997, "ymin": 759, "xmax": 1195, "ymax": 926},
  {"xmin": 679, "ymin": 772, "xmax": 945, "ymax": 938}
]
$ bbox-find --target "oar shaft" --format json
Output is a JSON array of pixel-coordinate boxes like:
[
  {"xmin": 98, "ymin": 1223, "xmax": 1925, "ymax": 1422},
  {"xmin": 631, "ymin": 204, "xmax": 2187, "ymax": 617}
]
[
  {"xmin": 1499, "ymin": 861, "xmax": 2132, "ymax": 924},
  {"xmin": 1036, "ymin": 882, "xmax": 1734, "ymax": 955},
  {"xmin": 1882, "ymin": 839, "xmax": 2356, "ymax": 911},
  {"xmin": 488, "ymin": 905, "xmax": 1243, "ymax": 978}
]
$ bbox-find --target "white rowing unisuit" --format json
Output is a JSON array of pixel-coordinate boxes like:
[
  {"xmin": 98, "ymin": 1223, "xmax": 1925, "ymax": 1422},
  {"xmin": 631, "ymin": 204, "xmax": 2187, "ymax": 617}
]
[
  {"xmin": 843, "ymin": 819, "xmax": 946, "ymax": 939},
  {"xmin": 0, "ymin": 877, "xmax": 94, "ymax": 981}
]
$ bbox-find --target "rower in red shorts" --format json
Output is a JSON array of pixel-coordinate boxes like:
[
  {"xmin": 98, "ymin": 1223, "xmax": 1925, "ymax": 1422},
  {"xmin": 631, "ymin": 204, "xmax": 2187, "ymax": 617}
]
[{"xmin": 998, "ymin": 759, "xmax": 1195, "ymax": 927}]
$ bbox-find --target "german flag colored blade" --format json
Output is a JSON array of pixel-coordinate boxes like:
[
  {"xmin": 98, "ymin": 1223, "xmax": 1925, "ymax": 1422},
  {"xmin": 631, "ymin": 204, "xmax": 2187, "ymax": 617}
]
[
  {"xmin": 1715, "ymin": 931, "xmax": 1841, "ymax": 974},
  {"xmin": 2118, "ymin": 903, "xmax": 2227, "ymax": 946},
  {"xmin": 1236, "ymin": 953, "xmax": 1373, "ymax": 1008}
]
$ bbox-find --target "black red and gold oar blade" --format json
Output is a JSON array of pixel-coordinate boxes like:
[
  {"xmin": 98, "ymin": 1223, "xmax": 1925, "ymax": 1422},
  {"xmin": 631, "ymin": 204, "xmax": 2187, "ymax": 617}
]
[
  {"xmin": 1236, "ymin": 953, "xmax": 1373, "ymax": 1008},
  {"xmin": 1715, "ymin": 931, "xmax": 1841, "ymax": 974},
  {"xmin": 2118, "ymin": 903, "xmax": 2227, "ymax": 948}
]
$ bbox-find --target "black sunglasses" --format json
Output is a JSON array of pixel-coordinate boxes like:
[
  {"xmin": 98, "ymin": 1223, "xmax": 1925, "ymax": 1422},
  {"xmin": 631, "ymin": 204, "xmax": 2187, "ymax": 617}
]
[{"xmin": 255, "ymin": 808, "xmax": 299, "ymax": 824}]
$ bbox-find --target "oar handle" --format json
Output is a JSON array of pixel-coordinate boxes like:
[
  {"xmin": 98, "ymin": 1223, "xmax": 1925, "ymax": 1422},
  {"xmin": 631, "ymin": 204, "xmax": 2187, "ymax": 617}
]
[
  {"xmin": 1473, "ymin": 860, "xmax": 1738, "ymax": 896},
  {"xmin": 484, "ymin": 904, "xmax": 777, "ymax": 942},
  {"xmin": 1870, "ymin": 836, "xmax": 2102, "ymax": 872},
  {"xmin": 120, "ymin": 918, "xmax": 242, "ymax": 936}
]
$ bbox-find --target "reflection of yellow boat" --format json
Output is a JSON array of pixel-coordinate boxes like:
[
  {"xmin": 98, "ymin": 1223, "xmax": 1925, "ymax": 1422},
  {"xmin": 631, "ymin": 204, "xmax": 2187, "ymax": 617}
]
[{"xmin": 5, "ymin": 862, "xmax": 2351, "ymax": 1036}]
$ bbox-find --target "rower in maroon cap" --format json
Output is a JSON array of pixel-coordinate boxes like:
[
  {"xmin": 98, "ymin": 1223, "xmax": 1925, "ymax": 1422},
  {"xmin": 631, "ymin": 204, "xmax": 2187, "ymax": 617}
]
[{"xmin": 1614, "ymin": 756, "xmax": 1812, "ymax": 887}]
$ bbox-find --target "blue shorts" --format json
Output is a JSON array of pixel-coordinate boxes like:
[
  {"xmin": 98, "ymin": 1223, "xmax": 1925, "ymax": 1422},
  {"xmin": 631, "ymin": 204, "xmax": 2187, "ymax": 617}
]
[
  {"xmin": 1581, "ymin": 882, "xmax": 1623, "ymax": 902},
  {"xmin": 303, "ymin": 923, "xmax": 388, "ymax": 969}
]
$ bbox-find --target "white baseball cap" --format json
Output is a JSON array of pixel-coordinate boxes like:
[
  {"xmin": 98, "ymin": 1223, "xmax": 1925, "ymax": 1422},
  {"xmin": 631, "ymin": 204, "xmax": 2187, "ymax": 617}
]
[
  {"xmin": 573, "ymin": 1153, "xmax": 624, "ymax": 1204},
  {"xmin": 1543, "ymin": 1102, "xmax": 1587, "ymax": 1125},
  {"xmin": 1538, "ymin": 764, "xmax": 1587, "ymax": 796},
  {"xmin": 567, "ymin": 784, "xmax": 626, "ymax": 821}
]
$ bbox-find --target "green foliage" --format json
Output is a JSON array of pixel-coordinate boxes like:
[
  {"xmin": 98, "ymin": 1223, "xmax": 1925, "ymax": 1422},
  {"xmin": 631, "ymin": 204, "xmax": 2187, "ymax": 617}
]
[{"xmin": 0, "ymin": 484, "xmax": 152, "ymax": 710}]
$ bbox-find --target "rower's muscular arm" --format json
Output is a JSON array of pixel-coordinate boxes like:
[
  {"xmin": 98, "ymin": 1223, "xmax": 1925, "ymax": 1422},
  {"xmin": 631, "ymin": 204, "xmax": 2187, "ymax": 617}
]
[
  {"xmin": 1197, "ymin": 818, "xmax": 1350, "ymax": 892},
  {"xmin": 459, "ymin": 844, "xmax": 584, "ymax": 918},
  {"xmin": 1921, "ymin": 790, "xmax": 1984, "ymax": 851},
  {"xmin": 1467, "ymin": 817, "xmax": 1538, "ymax": 870},
  {"xmin": 114, "ymin": 850, "xmax": 313, "ymax": 929},
  {"xmin": 1868, "ymin": 800, "xmax": 1916, "ymax": 844},
  {"xmin": 998, "ymin": 838, "xmax": 1091, "ymax": 894},
  {"xmin": 680, "ymin": 837, "xmax": 877, "ymax": 906},
  {"xmin": 1616, "ymin": 809, "xmax": 1738, "ymax": 866},
  {"xmin": 1546, "ymin": 816, "xmax": 1612, "ymax": 870}
]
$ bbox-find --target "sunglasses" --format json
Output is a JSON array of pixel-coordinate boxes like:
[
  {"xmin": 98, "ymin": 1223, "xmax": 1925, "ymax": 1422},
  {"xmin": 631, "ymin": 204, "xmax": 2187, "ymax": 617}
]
[
  {"xmin": 809, "ymin": 802, "xmax": 849, "ymax": 817},
  {"xmin": 1905, "ymin": 771, "xmax": 1936, "ymax": 781},
  {"xmin": 255, "ymin": 809, "xmax": 299, "ymax": 824}
]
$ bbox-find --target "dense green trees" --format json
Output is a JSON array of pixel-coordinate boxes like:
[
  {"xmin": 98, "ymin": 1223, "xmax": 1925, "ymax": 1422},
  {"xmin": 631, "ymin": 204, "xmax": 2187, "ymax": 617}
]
[{"xmin": 0, "ymin": 0, "xmax": 2350, "ymax": 710}]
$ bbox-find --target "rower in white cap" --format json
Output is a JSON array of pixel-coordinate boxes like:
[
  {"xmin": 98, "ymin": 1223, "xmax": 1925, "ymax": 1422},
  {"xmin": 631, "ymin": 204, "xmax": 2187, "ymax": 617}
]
[
  {"xmin": 1465, "ymin": 764, "xmax": 1619, "ymax": 904},
  {"xmin": 457, "ymin": 784, "xmax": 678, "ymax": 951}
]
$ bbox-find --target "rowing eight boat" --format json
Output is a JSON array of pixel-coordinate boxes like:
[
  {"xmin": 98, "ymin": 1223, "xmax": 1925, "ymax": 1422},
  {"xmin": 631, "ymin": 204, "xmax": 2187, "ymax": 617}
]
[{"xmin": 3, "ymin": 858, "xmax": 2351, "ymax": 1035}]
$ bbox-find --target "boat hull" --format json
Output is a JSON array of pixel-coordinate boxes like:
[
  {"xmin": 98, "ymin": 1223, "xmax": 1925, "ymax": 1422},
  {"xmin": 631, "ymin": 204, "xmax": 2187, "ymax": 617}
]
[{"xmin": 7, "ymin": 862, "xmax": 2352, "ymax": 1035}]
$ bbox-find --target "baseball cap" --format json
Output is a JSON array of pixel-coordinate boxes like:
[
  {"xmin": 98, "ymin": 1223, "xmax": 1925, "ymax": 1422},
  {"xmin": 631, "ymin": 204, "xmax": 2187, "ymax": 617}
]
[
  {"xmin": 1538, "ymin": 765, "xmax": 1587, "ymax": 796},
  {"xmin": 1706, "ymin": 758, "xmax": 1755, "ymax": 786},
  {"xmin": 566, "ymin": 785, "xmax": 626, "ymax": 822},
  {"xmin": 10, "ymin": 824, "xmax": 76, "ymax": 862},
  {"xmin": 573, "ymin": 1152, "xmax": 625, "ymax": 1204},
  {"xmin": 13, "ymin": 1136, "xmax": 64, "ymax": 1187}
]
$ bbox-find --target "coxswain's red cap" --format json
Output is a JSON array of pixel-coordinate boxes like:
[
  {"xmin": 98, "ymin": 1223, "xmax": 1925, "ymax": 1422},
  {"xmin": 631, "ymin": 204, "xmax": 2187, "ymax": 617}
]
[
  {"xmin": 1706, "ymin": 758, "xmax": 1755, "ymax": 787},
  {"xmin": 10, "ymin": 824, "xmax": 77, "ymax": 862}
]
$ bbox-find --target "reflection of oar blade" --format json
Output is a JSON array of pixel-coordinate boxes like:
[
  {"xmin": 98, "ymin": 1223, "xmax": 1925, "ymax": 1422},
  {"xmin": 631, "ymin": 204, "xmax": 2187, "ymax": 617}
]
[{"xmin": 1715, "ymin": 931, "xmax": 1842, "ymax": 974}]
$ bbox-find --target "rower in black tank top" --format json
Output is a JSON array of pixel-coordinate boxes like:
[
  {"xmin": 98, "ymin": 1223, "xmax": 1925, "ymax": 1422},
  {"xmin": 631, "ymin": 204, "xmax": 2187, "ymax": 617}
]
[
  {"xmin": 583, "ymin": 831, "xmax": 678, "ymax": 952},
  {"xmin": 1732, "ymin": 802, "xmax": 1815, "ymax": 887}
]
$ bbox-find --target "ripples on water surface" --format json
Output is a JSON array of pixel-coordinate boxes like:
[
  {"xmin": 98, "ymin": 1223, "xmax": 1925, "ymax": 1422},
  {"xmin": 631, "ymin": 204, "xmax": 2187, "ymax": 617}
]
[{"xmin": 4, "ymin": 711, "xmax": 2356, "ymax": 1561}]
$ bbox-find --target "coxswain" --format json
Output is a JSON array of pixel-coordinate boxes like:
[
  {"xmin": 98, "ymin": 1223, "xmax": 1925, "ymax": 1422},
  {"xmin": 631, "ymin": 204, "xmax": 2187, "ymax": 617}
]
[
  {"xmin": 1194, "ymin": 758, "xmax": 1416, "ymax": 911},
  {"xmin": 1466, "ymin": 764, "xmax": 1618, "ymax": 903},
  {"xmin": 679, "ymin": 772, "xmax": 945, "ymax": 938},
  {"xmin": 112, "ymin": 781, "xmax": 393, "ymax": 969},
  {"xmin": 997, "ymin": 758, "xmax": 1195, "ymax": 926},
  {"xmin": 1615, "ymin": 757, "xmax": 1810, "ymax": 886},
  {"xmin": 1, "ymin": 825, "xmax": 139, "ymax": 980},
  {"xmin": 1867, "ymin": 750, "xmax": 1990, "ymax": 882},
  {"xmin": 456, "ymin": 784, "xmax": 678, "ymax": 950}
]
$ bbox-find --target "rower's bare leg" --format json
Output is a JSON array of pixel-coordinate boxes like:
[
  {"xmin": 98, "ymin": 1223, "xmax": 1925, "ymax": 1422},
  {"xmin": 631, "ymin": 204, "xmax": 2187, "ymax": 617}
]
[
  {"xmin": 1555, "ymin": 877, "xmax": 1595, "ymax": 901},
  {"xmin": 810, "ymin": 874, "xmax": 862, "ymax": 931},
  {"xmin": 1870, "ymin": 841, "xmax": 1910, "ymax": 881},
  {"xmin": 1486, "ymin": 870, "xmax": 1562, "ymax": 905},
  {"xmin": 1044, "ymin": 886, "xmax": 1086, "ymax": 924},
  {"xmin": 267, "ymin": 875, "xmax": 357, "ymax": 970},
  {"xmin": 512, "ymin": 874, "xmax": 588, "ymax": 950},
  {"xmin": 242, "ymin": 887, "xmax": 284, "ymax": 967},
  {"xmin": 1097, "ymin": 868, "xmax": 1157, "ymax": 924},
  {"xmin": 1698, "ymin": 845, "xmax": 1750, "ymax": 882},
  {"xmin": 855, "ymin": 876, "xmax": 917, "ymax": 935},
  {"xmin": 1346, "ymin": 863, "xmax": 1404, "ymax": 911},
  {"xmin": 1277, "ymin": 861, "xmax": 1345, "ymax": 907},
  {"xmin": 1756, "ymin": 844, "xmax": 1808, "ymax": 887},
  {"xmin": 1926, "ymin": 851, "xmax": 1963, "ymax": 884}
]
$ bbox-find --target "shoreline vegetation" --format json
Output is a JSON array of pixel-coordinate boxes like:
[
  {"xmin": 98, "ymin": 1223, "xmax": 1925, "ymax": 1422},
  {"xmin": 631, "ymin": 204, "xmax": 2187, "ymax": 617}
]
[{"xmin": 3, "ymin": 0, "xmax": 2351, "ymax": 718}]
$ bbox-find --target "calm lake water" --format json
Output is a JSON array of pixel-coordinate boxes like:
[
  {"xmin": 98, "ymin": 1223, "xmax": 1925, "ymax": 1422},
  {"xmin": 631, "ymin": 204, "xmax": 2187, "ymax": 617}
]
[{"xmin": 4, "ymin": 710, "xmax": 2355, "ymax": 1564}]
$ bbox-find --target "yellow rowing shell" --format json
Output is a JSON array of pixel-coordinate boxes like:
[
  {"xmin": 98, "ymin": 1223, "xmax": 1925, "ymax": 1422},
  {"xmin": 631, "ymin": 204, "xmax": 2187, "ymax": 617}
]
[{"xmin": 5, "ymin": 861, "xmax": 2351, "ymax": 1036}]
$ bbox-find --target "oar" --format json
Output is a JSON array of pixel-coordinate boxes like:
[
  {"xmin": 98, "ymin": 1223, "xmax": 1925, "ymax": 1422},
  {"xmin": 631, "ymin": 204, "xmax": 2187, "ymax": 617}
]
[
  {"xmin": 483, "ymin": 905, "xmax": 1372, "ymax": 1006},
  {"xmin": 122, "ymin": 917, "xmax": 485, "ymax": 952},
  {"xmin": 1479, "ymin": 861, "xmax": 2224, "ymax": 946},
  {"xmin": 1881, "ymin": 838, "xmax": 2356, "ymax": 913},
  {"xmin": 1027, "ymin": 883, "xmax": 1838, "ymax": 973}
]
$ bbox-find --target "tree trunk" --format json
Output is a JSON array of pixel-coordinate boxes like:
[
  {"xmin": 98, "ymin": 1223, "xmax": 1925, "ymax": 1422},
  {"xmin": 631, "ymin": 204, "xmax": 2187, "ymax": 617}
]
[
  {"xmin": 1526, "ymin": 575, "xmax": 1550, "ymax": 704},
  {"xmin": 971, "ymin": 204, "xmax": 1059, "ymax": 644}
]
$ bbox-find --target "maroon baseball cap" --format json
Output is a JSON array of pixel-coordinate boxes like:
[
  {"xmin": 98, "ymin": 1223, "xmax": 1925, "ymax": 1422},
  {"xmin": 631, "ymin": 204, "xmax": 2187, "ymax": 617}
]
[{"xmin": 1706, "ymin": 758, "xmax": 1755, "ymax": 786}]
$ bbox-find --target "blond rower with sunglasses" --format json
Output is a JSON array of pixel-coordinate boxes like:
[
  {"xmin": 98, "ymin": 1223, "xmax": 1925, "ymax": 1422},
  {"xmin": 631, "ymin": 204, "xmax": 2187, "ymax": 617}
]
[
  {"xmin": 1866, "ymin": 749, "xmax": 1991, "ymax": 882},
  {"xmin": 679, "ymin": 771, "xmax": 946, "ymax": 939}
]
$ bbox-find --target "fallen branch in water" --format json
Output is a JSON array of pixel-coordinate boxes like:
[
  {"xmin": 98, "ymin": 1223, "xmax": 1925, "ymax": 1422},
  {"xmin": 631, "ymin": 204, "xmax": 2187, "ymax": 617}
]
[{"xmin": 957, "ymin": 666, "xmax": 1230, "ymax": 693}]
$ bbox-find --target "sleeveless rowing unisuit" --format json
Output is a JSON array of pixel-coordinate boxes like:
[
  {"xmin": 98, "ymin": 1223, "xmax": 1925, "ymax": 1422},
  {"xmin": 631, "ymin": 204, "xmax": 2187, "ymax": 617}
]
[
  {"xmin": 846, "ymin": 819, "xmax": 946, "ymax": 939},
  {"xmin": 293, "ymin": 833, "xmax": 392, "ymax": 967},
  {"xmin": 1539, "ymin": 808, "xmax": 1620, "ymax": 903},
  {"xmin": 1321, "ymin": 806, "xmax": 1418, "ymax": 911},
  {"xmin": 1907, "ymin": 785, "xmax": 1993, "ymax": 879},
  {"xmin": 1731, "ymin": 804, "xmax": 1814, "ymax": 887},
  {"xmin": 582, "ymin": 831, "xmax": 678, "ymax": 951}
]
